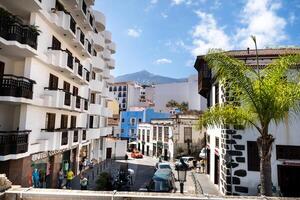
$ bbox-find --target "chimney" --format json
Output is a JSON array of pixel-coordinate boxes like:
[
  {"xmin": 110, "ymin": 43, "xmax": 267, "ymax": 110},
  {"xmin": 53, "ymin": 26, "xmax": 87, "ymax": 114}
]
[{"xmin": 247, "ymin": 47, "xmax": 250, "ymax": 54}]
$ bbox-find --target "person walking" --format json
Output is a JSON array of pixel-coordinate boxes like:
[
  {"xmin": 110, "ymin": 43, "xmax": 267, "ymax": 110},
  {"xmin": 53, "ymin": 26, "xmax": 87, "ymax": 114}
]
[
  {"xmin": 79, "ymin": 174, "xmax": 88, "ymax": 190},
  {"xmin": 32, "ymin": 168, "xmax": 40, "ymax": 188},
  {"xmin": 66, "ymin": 168, "xmax": 74, "ymax": 189},
  {"xmin": 57, "ymin": 168, "xmax": 64, "ymax": 189}
]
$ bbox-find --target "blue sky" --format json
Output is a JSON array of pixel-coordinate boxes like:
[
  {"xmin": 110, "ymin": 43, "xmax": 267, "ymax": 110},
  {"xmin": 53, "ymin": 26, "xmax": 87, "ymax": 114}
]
[{"xmin": 94, "ymin": 0, "xmax": 300, "ymax": 78}]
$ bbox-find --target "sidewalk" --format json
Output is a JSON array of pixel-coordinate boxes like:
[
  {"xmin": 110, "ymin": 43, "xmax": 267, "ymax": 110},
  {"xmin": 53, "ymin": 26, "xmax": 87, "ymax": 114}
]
[{"xmin": 193, "ymin": 172, "xmax": 221, "ymax": 196}]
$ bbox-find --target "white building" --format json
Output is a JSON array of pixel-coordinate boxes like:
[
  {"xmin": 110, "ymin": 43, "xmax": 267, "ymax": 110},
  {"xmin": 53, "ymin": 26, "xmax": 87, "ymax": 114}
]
[
  {"xmin": 153, "ymin": 75, "xmax": 206, "ymax": 113},
  {"xmin": 137, "ymin": 114, "xmax": 204, "ymax": 161},
  {"xmin": 194, "ymin": 48, "xmax": 300, "ymax": 196},
  {"xmin": 0, "ymin": 0, "xmax": 116, "ymax": 188}
]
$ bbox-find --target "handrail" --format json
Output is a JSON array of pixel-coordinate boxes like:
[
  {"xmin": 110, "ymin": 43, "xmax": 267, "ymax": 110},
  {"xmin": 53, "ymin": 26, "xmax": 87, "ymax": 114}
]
[
  {"xmin": 43, "ymin": 87, "xmax": 89, "ymax": 100},
  {"xmin": 1, "ymin": 74, "xmax": 36, "ymax": 84},
  {"xmin": 0, "ymin": 130, "xmax": 31, "ymax": 135}
]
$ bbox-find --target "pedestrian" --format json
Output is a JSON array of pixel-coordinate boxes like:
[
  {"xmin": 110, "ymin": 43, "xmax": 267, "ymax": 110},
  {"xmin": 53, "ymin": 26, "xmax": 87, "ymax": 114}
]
[
  {"xmin": 79, "ymin": 161, "xmax": 83, "ymax": 173},
  {"xmin": 200, "ymin": 159, "xmax": 205, "ymax": 173},
  {"xmin": 80, "ymin": 174, "xmax": 88, "ymax": 190},
  {"xmin": 57, "ymin": 168, "xmax": 64, "ymax": 189},
  {"xmin": 66, "ymin": 168, "xmax": 74, "ymax": 189},
  {"xmin": 32, "ymin": 168, "xmax": 40, "ymax": 188},
  {"xmin": 127, "ymin": 168, "xmax": 134, "ymax": 185}
]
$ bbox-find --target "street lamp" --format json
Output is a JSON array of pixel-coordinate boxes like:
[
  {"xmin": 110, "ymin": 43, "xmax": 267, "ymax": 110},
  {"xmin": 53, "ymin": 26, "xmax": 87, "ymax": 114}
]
[{"xmin": 176, "ymin": 158, "xmax": 188, "ymax": 194}]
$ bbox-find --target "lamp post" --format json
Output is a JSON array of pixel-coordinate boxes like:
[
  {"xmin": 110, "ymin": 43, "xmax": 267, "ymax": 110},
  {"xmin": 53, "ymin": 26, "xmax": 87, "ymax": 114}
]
[{"xmin": 176, "ymin": 158, "xmax": 188, "ymax": 194}]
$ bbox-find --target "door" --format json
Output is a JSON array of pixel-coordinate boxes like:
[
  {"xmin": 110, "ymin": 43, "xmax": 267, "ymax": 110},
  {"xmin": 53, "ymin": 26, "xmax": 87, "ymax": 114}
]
[
  {"xmin": 106, "ymin": 148, "xmax": 112, "ymax": 159},
  {"xmin": 0, "ymin": 61, "xmax": 4, "ymax": 76},
  {"xmin": 207, "ymin": 148, "xmax": 210, "ymax": 175},
  {"xmin": 164, "ymin": 149, "xmax": 168, "ymax": 161},
  {"xmin": 89, "ymin": 116, "xmax": 94, "ymax": 128},
  {"xmin": 214, "ymin": 154, "xmax": 220, "ymax": 185},
  {"xmin": 278, "ymin": 165, "xmax": 300, "ymax": 197},
  {"xmin": 146, "ymin": 146, "xmax": 149, "ymax": 156},
  {"xmin": 142, "ymin": 144, "xmax": 144, "ymax": 155}
]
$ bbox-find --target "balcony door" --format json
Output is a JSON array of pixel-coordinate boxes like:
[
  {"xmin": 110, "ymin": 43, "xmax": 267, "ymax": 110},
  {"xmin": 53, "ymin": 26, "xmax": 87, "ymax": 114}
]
[
  {"xmin": 0, "ymin": 61, "xmax": 4, "ymax": 76},
  {"xmin": 63, "ymin": 81, "xmax": 70, "ymax": 92},
  {"xmin": 49, "ymin": 74, "xmax": 58, "ymax": 90},
  {"xmin": 52, "ymin": 36, "xmax": 61, "ymax": 50}
]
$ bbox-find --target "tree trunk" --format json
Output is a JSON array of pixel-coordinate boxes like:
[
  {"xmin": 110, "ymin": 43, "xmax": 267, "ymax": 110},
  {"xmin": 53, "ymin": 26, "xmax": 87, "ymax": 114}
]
[{"xmin": 257, "ymin": 134, "xmax": 274, "ymax": 196}]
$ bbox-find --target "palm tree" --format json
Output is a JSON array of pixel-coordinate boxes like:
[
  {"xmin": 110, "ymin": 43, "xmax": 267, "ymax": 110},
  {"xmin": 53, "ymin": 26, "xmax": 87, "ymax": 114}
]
[
  {"xmin": 198, "ymin": 37, "xmax": 300, "ymax": 196},
  {"xmin": 166, "ymin": 99, "xmax": 179, "ymax": 108}
]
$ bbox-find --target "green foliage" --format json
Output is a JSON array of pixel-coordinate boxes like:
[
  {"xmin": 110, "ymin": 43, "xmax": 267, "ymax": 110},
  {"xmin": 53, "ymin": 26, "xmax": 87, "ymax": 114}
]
[
  {"xmin": 166, "ymin": 99, "xmax": 178, "ymax": 108},
  {"xmin": 199, "ymin": 49, "xmax": 300, "ymax": 135},
  {"xmin": 96, "ymin": 172, "xmax": 112, "ymax": 191},
  {"xmin": 166, "ymin": 100, "xmax": 189, "ymax": 112}
]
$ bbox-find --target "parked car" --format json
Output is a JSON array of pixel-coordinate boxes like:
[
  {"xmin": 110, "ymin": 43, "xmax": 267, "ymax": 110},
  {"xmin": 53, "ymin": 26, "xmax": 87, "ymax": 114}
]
[
  {"xmin": 175, "ymin": 156, "xmax": 195, "ymax": 170},
  {"xmin": 199, "ymin": 148, "xmax": 207, "ymax": 159},
  {"xmin": 156, "ymin": 163, "xmax": 172, "ymax": 170},
  {"xmin": 147, "ymin": 169, "xmax": 176, "ymax": 192},
  {"xmin": 131, "ymin": 150, "xmax": 143, "ymax": 159}
]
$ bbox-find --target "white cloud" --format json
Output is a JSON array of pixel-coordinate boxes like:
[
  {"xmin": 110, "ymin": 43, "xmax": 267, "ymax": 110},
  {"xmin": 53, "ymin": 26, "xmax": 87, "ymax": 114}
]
[
  {"xmin": 155, "ymin": 58, "xmax": 173, "ymax": 64},
  {"xmin": 289, "ymin": 12, "xmax": 296, "ymax": 25},
  {"xmin": 150, "ymin": 0, "xmax": 158, "ymax": 4},
  {"xmin": 170, "ymin": 0, "xmax": 204, "ymax": 6},
  {"xmin": 191, "ymin": 10, "xmax": 232, "ymax": 56},
  {"xmin": 127, "ymin": 28, "xmax": 142, "ymax": 38},
  {"xmin": 161, "ymin": 12, "xmax": 168, "ymax": 18},
  {"xmin": 190, "ymin": 0, "xmax": 288, "ymax": 56},
  {"xmin": 235, "ymin": 0, "xmax": 287, "ymax": 49}
]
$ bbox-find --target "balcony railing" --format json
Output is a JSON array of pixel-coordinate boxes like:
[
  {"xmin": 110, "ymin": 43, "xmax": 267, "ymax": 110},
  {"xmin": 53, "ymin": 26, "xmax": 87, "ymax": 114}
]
[
  {"xmin": 61, "ymin": 131, "xmax": 68, "ymax": 146},
  {"xmin": 0, "ymin": 8, "xmax": 38, "ymax": 49},
  {"xmin": 0, "ymin": 74, "xmax": 36, "ymax": 99},
  {"xmin": 0, "ymin": 130, "xmax": 30, "ymax": 156}
]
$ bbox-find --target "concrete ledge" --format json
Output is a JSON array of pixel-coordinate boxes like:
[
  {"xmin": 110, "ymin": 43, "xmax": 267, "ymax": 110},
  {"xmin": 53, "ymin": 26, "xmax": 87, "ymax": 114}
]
[{"xmin": 3, "ymin": 187, "xmax": 298, "ymax": 200}]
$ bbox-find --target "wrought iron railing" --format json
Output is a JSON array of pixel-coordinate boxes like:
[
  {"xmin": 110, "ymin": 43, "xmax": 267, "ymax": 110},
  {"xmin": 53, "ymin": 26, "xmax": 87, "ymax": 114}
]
[{"xmin": 0, "ymin": 130, "xmax": 30, "ymax": 156}]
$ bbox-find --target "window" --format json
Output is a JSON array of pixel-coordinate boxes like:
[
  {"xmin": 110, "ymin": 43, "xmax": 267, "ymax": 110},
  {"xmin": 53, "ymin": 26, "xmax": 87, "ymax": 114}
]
[
  {"xmin": 73, "ymin": 86, "xmax": 78, "ymax": 96},
  {"xmin": 48, "ymin": 74, "xmax": 58, "ymax": 90},
  {"xmin": 61, "ymin": 131, "xmax": 68, "ymax": 145},
  {"xmin": 276, "ymin": 145, "xmax": 300, "ymax": 160},
  {"xmin": 142, "ymin": 129, "xmax": 145, "ymax": 141},
  {"xmin": 109, "ymin": 87, "xmax": 112, "ymax": 92},
  {"xmin": 82, "ymin": 130, "xmax": 86, "ymax": 140},
  {"xmin": 164, "ymin": 127, "xmax": 169, "ymax": 142},
  {"xmin": 91, "ymin": 93, "xmax": 95, "ymax": 104},
  {"xmin": 73, "ymin": 131, "xmax": 78, "ymax": 142},
  {"xmin": 45, "ymin": 113, "xmax": 55, "ymax": 131},
  {"xmin": 121, "ymin": 118, "xmax": 125, "ymax": 123},
  {"xmin": 207, "ymin": 135, "xmax": 210, "ymax": 144},
  {"xmin": 158, "ymin": 127, "xmax": 162, "ymax": 141},
  {"xmin": 118, "ymin": 86, "xmax": 122, "ymax": 91},
  {"xmin": 247, "ymin": 141, "xmax": 260, "ymax": 171},
  {"xmin": 215, "ymin": 83, "xmax": 219, "ymax": 105},
  {"xmin": 92, "ymin": 71, "xmax": 96, "ymax": 80},
  {"xmin": 70, "ymin": 116, "xmax": 76, "ymax": 128},
  {"xmin": 51, "ymin": 36, "xmax": 61, "ymax": 50},
  {"xmin": 130, "ymin": 118, "xmax": 136, "ymax": 125},
  {"xmin": 184, "ymin": 127, "xmax": 192, "ymax": 143},
  {"xmin": 215, "ymin": 137, "xmax": 219, "ymax": 148},
  {"xmin": 130, "ymin": 129, "xmax": 135, "ymax": 136},
  {"xmin": 147, "ymin": 130, "xmax": 150, "ymax": 142},
  {"xmin": 153, "ymin": 126, "xmax": 157, "ymax": 140},
  {"xmin": 121, "ymin": 129, "xmax": 124, "ymax": 133},
  {"xmin": 138, "ymin": 118, "xmax": 142, "ymax": 123},
  {"xmin": 60, "ymin": 115, "xmax": 68, "ymax": 129},
  {"xmin": 63, "ymin": 81, "xmax": 70, "ymax": 92}
]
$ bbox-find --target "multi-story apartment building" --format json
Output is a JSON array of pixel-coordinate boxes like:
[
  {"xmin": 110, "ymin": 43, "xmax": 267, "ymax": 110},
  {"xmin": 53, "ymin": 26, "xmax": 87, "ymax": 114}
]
[
  {"xmin": 194, "ymin": 48, "xmax": 300, "ymax": 196},
  {"xmin": 120, "ymin": 108, "xmax": 170, "ymax": 141},
  {"xmin": 110, "ymin": 81, "xmax": 154, "ymax": 111},
  {"xmin": 137, "ymin": 114, "xmax": 204, "ymax": 161},
  {"xmin": 0, "ymin": 0, "xmax": 115, "ymax": 188},
  {"xmin": 153, "ymin": 75, "xmax": 205, "ymax": 113}
]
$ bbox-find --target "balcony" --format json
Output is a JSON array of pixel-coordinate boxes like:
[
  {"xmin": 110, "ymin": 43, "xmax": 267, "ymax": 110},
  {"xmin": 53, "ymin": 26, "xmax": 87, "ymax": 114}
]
[
  {"xmin": 85, "ymin": 0, "xmax": 95, "ymax": 6},
  {"xmin": 73, "ymin": 0, "xmax": 87, "ymax": 20},
  {"xmin": 60, "ymin": 0, "xmax": 79, "ymax": 9},
  {"xmin": 83, "ymin": 39, "xmax": 92, "ymax": 57},
  {"xmin": 80, "ymin": 69, "xmax": 90, "ymax": 85},
  {"xmin": 104, "ymin": 30, "xmax": 112, "ymax": 43},
  {"xmin": 92, "ymin": 32, "xmax": 105, "ymax": 51},
  {"xmin": 102, "ymin": 69, "xmax": 110, "ymax": 79},
  {"xmin": 42, "ymin": 88, "xmax": 78, "ymax": 111},
  {"xmin": 50, "ymin": 10, "xmax": 76, "ymax": 39},
  {"xmin": 71, "ymin": 62, "xmax": 84, "ymax": 82},
  {"xmin": 71, "ymin": 95, "xmax": 82, "ymax": 112},
  {"xmin": 73, "ymin": 28, "xmax": 85, "ymax": 55},
  {"xmin": 108, "ymin": 42, "xmax": 116, "ymax": 54},
  {"xmin": 90, "ymin": 79, "xmax": 103, "ymax": 93},
  {"xmin": 91, "ymin": 56, "xmax": 105, "ymax": 72},
  {"xmin": 103, "ymin": 49, "xmax": 111, "ymax": 61},
  {"xmin": 47, "ymin": 48, "xmax": 74, "ymax": 74},
  {"xmin": 101, "ymin": 107, "xmax": 113, "ymax": 118},
  {"xmin": 101, "ymin": 86, "xmax": 109, "ymax": 98},
  {"xmin": 86, "ymin": 128, "xmax": 100, "ymax": 140},
  {"xmin": 1, "ymin": 0, "xmax": 42, "ymax": 16},
  {"xmin": 0, "ymin": 130, "xmax": 30, "ymax": 156},
  {"xmin": 107, "ymin": 58, "xmax": 115, "ymax": 69},
  {"xmin": 89, "ymin": 103, "xmax": 102, "ymax": 115},
  {"xmin": 0, "ymin": 10, "xmax": 38, "ymax": 58},
  {"xmin": 0, "ymin": 74, "xmax": 35, "ymax": 100},
  {"xmin": 93, "ymin": 10, "xmax": 106, "ymax": 32}
]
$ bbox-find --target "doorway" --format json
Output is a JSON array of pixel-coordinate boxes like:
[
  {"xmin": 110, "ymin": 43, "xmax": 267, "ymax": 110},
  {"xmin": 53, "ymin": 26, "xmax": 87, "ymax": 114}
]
[
  {"xmin": 0, "ymin": 61, "xmax": 4, "ymax": 76},
  {"xmin": 142, "ymin": 144, "xmax": 144, "ymax": 155},
  {"xmin": 164, "ymin": 149, "xmax": 168, "ymax": 161},
  {"xmin": 278, "ymin": 165, "xmax": 300, "ymax": 197},
  {"xmin": 214, "ymin": 154, "xmax": 220, "ymax": 185},
  {"xmin": 146, "ymin": 146, "xmax": 149, "ymax": 156},
  {"xmin": 106, "ymin": 148, "xmax": 112, "ymax": 159}
]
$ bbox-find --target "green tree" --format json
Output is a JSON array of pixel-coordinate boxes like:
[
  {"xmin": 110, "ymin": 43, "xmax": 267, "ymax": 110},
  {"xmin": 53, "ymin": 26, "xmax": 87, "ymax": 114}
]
[
  {"xmin": 179, "ymin": 102, "xmax": 188, "ymax": 112},
  {"xmin": 166, "ymin": 99, "xmax": 179, "ymax": 108},
  {"xmin": 198, "ymin": 37, "xmax": 300, "ymax": 196},
  {"xmin": 96, "ymin": 172, "xmax": 112, "ymax": 191}
]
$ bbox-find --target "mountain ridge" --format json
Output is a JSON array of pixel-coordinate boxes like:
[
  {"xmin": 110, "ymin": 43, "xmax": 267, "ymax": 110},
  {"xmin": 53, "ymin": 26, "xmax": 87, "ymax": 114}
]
[{"xmin": 114, "ymin": 70, "xmax": 187, "ymax": 85}]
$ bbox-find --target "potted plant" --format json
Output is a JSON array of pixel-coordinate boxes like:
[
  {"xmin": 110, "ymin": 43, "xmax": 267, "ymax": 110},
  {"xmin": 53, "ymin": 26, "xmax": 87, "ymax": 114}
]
[{"xmin": 22, "ymin": 24, "xmax": 41, "ymax": 49}]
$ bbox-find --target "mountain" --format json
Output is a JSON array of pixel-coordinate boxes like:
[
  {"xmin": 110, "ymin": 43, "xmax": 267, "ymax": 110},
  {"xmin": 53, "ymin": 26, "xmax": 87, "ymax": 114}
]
[{"xmin": 114, "ymin": 70, "xmax": 186, "ymax": 85}]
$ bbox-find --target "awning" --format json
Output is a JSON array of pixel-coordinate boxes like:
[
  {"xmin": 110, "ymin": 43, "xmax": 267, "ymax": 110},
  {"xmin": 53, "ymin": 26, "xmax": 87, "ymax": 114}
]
[{"xmin": 128, "ymin": 141, "xmax": 137, "ymax": 145}]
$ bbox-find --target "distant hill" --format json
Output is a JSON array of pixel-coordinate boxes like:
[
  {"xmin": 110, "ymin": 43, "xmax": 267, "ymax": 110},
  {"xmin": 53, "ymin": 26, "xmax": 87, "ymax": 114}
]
[{"xmin": 115, "ymin": 70, "xmax": 186, "ymax": 85}]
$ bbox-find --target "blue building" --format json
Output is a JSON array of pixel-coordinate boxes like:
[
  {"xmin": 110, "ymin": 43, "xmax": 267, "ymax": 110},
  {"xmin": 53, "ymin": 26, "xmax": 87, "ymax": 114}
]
[{"xmin": 120, "ymin": 108, "xmax": 170, "ymax": 141}]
